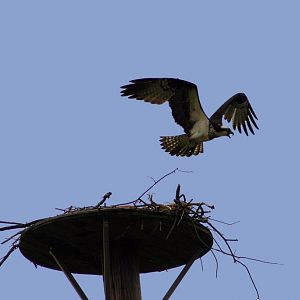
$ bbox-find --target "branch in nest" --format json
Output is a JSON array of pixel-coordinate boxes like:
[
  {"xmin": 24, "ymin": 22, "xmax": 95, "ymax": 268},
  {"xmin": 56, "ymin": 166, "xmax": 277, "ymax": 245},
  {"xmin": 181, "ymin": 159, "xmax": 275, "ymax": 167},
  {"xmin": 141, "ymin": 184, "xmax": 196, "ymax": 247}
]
[
  {"xmin": 0, "ymin": 244, "xmax": 19, "ymax": 267},
  {"xmin": 0, "ymin": 219, "xmax": 45, "ymax": 267},
  {"xmin": 0, "ymin": 221, "xmax": 23, "ymax": 226},
  {"xmin": 112, "ymin": 168, "xmax": 191, "ymax": 208},
  {"xmin": 206, "ymin": 220, "xmax": 261, "ymax": 300},
  {"xmin": 136, "ymin": 168, "xmax": 180, "ymax": 201},
  {"xmin": 136, "ymin": 168, "xmax": 192, "ymax": 201},
  {"xmin": 95, "ymin": 192, "xmax": 112, "ymax": 208},
  {"xmin": 212, "ymin": 247, "xmax": 283, "ymax": 266},
  {"xmin": 1, "ymin": 231, "xmax": 22, "ymax": 245},
  {"xmin": 208, "ymin": 217, "xmax": 240, "ymax": 226},
  {"xmin": 0, "ymin": 219, "xmax": 43, "ymax": 233}
]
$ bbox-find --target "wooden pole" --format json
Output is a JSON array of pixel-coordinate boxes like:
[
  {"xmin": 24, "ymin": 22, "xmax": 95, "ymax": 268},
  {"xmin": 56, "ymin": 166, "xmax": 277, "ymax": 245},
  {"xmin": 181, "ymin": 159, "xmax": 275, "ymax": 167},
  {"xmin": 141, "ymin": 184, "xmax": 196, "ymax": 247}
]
[
  {"xmin": 102, "ymin": 219, "xmax": 112, "ymax": 300},
  {"xmin": 108, "ymin": 239, "xmax": 142, "ymax": 300}
]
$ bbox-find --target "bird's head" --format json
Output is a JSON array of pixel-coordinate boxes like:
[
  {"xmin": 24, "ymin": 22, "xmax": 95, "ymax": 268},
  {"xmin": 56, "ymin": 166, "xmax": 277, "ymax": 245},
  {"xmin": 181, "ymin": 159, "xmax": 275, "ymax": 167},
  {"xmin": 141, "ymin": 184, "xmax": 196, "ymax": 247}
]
[
  {"xmin": 226, "ymin": 128, "xmax": 234, "ymax": 138},
  {"xmin": 215, "ymin": 126, "xmax": 234, "ymax": 138}
]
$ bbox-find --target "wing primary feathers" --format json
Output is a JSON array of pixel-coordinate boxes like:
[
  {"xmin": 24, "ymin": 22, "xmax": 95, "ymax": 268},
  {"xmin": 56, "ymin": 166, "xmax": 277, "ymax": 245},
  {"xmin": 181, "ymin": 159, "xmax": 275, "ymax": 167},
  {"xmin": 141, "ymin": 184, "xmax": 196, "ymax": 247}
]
[
  {"xmin": 210, "ymin": 92, "xmax": 259, "ymax": 135},
  {"xmin": 237, "ymin": 120, "xmax": 242, "ymax": 134},
  {"xmin": 249, "ymin": 104, "xmax": 258, "ymax": 120},
  {"xmin": 245, "ymin": 116, "xmax": 254, "ymax": 135},
  {"xmin": 248, "ymin": 113, "xmax": 259, "ymax": 130},
  {"xmin": 240, "ymin": 110, "xmax": 249, "ymax": 135},
  {"xmin": 242, "ymin": 122, "xmax": 248, "ymax": 136},
  {"xmin": 121, "ymin": 78, "xmax": 176, "ymax": 105},
  {"xmin": 232, "ymin": 108, "xmax": 237, "ymax": 130},
  {"xmin": 224, "ymin": 105, "xmax": 235, "ymax": 122}
]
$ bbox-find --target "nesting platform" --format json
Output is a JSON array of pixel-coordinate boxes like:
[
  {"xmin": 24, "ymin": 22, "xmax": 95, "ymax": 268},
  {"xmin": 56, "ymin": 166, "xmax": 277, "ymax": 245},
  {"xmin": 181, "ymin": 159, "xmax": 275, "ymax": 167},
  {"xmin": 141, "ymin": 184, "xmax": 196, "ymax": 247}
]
[{"xmin": 19, "ymin": 207, "xmax": 213, "ymax": 275}]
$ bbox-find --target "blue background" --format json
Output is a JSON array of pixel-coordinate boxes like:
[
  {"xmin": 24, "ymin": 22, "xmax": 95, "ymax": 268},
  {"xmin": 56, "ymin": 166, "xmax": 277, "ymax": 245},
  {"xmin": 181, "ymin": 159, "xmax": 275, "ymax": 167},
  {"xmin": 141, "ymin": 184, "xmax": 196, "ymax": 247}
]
[{"xmin": 0, "ymin": 1, "xmax": 298, "ymax": 299}]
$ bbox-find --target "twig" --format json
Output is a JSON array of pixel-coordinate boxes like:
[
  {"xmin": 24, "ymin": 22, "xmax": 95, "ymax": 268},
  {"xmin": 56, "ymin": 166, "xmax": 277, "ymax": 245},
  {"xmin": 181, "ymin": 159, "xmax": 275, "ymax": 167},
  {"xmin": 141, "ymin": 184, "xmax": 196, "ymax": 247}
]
[
  {"xmin": 165, "ymin": 211, "xmax": 179, "ymax": 240},
  {"xmin": 0, "ymin": 221, "xmax": 23, "ymax": 225},
  {"xmin": 177, "ymin": 169, "xmax": 193, "ymax": 174},
  {"xmin": 111, "ymin": 200, "xmax": 137, "ymax": 207},
  {"xmin": 208, "ymin": 217, "xmax": 240, "ymax": 226},
  {"xmin": 95, "ymin": 192, "xmax": 112, "ymax": 208},
  {"xmin": 136, "ymin": 168, "xmax": 179, "ymax": 200},
  {"xmin": 212, "ymin": 248, "xmax": 282, "ymax": 265},
  {"xmin": 0, "ymin": 219, "xmax": 43, "ymax": 232},
  {"xmin": 236, "ymin": 260, "xmax": 260, "ymax": 300},
  {"xmin": 192, "ymin": 223, "xmax": 220, "ymax": 279},
  {"xmin": 0, "ymin": 245, "xmax": 18, "ymax": 267},
  {"xmin": 175, "ymin": 184, "xmax": 181, "ymax": 201},
  {"xmin": 199, "ymin": 257, "xmax": 204, "ymax": 272},
  {"xmin": 207, "ymin": 220, "xmax": 261, "ymax": 299},
  {"xmin": 1, "ymin": 231, "xmax": 22, "ymax": 245},
  {"xmin": 147, "ymin": 176, "xmax": 156, "ymax": 184},
  {"xmin": 177, "ymin": 209, "xmax": 186, "ymax": 226},
  {"xmin": 207, "ymin": 221, "xmax": 236, "ymax": 261},
  {"xmin": 210, "ymin": 249, "xmax": 219, "ymax": 278}
]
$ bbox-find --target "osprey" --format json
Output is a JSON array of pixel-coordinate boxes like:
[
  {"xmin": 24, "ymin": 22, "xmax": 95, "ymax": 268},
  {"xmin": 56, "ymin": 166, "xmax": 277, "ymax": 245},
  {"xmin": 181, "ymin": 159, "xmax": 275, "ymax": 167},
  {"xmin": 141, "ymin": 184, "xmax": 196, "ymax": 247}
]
[{"xmin": 121, "ymin": 78, "xmax": 258, "ymax": 157}]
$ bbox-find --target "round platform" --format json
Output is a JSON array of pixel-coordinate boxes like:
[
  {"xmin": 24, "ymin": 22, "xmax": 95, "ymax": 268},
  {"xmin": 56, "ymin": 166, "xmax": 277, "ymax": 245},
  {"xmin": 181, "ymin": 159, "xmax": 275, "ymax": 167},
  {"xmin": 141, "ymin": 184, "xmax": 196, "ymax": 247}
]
[{"xmin": 19, "ymin": 207, "xmax": 213, "ymax": 275}]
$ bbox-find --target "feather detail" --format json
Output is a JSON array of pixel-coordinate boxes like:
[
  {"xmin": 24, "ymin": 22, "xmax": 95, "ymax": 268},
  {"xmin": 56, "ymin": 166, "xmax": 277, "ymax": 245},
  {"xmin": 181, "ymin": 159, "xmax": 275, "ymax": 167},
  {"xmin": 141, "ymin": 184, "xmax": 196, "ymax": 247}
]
[{"xmin": 160, "ymin": 135, "xmax": 203, "ymax": 157}]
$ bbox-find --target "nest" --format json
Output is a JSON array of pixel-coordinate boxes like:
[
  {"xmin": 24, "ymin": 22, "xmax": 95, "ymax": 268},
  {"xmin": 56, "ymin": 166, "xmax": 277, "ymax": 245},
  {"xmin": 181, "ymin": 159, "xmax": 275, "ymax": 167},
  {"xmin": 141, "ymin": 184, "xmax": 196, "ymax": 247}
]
[
  {"xmin": 1, "ymin": 170, "xmax": 270, "ymax": 299},
  {"xmin": 18, "ymin": 202, "xmax": 213, "ymax": 274}
]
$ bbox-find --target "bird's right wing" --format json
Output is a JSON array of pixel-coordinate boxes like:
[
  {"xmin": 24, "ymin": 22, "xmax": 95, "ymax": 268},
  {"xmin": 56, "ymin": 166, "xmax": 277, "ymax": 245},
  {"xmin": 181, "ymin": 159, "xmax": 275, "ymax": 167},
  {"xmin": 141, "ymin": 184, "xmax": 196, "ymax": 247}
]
[{"xmin": 121, "ymin": 78, "xmax": 175, "ymax": 104}]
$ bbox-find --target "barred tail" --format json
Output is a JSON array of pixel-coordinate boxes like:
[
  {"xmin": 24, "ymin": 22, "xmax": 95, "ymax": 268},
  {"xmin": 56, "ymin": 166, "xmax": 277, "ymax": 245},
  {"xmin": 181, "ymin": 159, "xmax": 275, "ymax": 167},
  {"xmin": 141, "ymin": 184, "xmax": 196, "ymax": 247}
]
[{"xmin": 159, "ymin": 134, "xmax": 203, "ymax": 157}]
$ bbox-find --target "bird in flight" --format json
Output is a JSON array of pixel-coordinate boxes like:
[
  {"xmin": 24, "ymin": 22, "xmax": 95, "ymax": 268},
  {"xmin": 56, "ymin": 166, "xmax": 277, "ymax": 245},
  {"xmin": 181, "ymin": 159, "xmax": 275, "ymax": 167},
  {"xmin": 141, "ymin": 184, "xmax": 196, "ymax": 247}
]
[{"xmin": 121, "ymin": 78, "xmax": 258, "ymax": 157}]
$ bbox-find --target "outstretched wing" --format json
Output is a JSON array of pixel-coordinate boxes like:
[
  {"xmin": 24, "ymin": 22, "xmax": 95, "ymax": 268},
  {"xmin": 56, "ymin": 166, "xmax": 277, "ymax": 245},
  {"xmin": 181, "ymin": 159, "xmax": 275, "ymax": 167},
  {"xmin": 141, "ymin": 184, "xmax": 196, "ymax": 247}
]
[
  {"xmin": 210, "ymin": 93, "xmax": 259, "ymax": 135},
  {"xmin": 121, "ymin": 78, "xmax": 209, "ymax": 134}
]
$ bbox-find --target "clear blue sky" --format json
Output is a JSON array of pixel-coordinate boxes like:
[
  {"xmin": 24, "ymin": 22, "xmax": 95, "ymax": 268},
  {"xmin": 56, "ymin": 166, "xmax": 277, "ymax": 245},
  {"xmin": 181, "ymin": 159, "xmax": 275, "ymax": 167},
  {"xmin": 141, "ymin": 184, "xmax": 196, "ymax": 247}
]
[{"xmin": 0, "ymin": 1, "xmax": 298, "ymax": 299}]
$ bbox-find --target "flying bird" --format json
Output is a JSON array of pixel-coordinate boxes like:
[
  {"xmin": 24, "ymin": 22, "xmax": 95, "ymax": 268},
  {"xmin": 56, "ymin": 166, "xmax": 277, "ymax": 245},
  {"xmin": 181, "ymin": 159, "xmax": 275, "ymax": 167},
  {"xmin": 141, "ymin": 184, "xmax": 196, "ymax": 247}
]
[{"xmin": 121, "ymin": 78, "xmax": 258, "ymax": 157}]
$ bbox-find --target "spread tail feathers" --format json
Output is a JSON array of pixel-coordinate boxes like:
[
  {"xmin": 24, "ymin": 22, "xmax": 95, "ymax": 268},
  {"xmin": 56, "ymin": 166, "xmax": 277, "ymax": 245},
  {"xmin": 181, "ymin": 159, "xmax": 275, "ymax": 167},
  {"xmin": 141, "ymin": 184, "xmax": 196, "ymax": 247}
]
[{"xmin": 160, "ymin": 134, "xmax": 203, "ymax": 157}]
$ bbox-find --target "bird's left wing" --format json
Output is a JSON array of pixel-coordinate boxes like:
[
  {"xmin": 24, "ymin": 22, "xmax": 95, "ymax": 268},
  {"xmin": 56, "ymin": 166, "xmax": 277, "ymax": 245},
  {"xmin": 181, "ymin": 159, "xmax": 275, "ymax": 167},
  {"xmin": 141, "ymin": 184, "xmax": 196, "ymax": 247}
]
[
  {"xmin": 210, "ymin": 93, "xmax": 259, "ymax": 135},
  {"xmin": 121, "ymin": 78, "xmax": 209, "ymax": 134}
]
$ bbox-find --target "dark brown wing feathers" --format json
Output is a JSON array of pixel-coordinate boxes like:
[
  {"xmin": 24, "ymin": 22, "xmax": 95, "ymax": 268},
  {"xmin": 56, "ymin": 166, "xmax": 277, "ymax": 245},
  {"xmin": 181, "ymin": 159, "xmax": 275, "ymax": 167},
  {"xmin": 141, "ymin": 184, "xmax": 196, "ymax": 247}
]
[
  {"xmin": 168, "ymin": 88, "xmax": 194, "ymax": 133},
  {"xmin": 121, "ymin": 78, "xmax": 208, "ymax": 133},
  {"xmin": 120, "ymin": 78, "xmax": 174, "ymax": 104}
]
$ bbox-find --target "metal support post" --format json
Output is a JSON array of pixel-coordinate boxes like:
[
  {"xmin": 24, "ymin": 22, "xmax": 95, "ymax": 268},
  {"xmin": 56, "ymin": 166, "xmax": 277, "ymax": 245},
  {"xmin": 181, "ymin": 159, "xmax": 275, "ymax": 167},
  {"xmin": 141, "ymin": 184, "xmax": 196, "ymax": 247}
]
[{"xmin": 49, "ymin": 249, "xmax": 88, "ymax": 300}]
